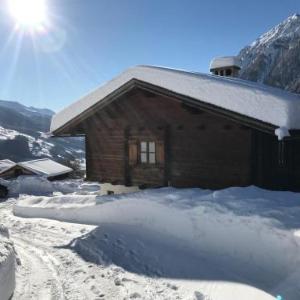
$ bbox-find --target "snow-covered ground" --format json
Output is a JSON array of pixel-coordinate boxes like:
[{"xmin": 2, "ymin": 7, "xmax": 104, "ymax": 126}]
[
  {"xmin": 0, "ymin": 200, "xmax": 201, "ymax": 300},
  {"xmin": 0, "ymin": 225, "xmax": 15, "ymax": 300},
  {"xmin": 1, "ymin": 176, "xmax": 101, "ymax": 197},
  {"xmin": 6, "ymin": 183, "xmax": 300, "ymax": 300}
]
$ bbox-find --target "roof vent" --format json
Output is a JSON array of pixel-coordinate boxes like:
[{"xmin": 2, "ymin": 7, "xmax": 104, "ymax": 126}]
[{"xmin": 210, "ymin": 56, "xmax": 241, "ymax": 77}]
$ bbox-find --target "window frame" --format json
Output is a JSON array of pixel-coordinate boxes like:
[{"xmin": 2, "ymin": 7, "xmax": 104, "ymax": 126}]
[{"xmin": 140, "ymin": 141, "xmax": 156, "ymax": 165}]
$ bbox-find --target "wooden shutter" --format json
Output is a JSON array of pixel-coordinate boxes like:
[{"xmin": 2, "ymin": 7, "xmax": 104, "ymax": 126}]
[
  {"xmin": 128, "ymin": 141, "xmax": 138, "ymax": 165},
  {"xmin": 156, "ymin": 141, "xmax": 165, "ymax": 164}
]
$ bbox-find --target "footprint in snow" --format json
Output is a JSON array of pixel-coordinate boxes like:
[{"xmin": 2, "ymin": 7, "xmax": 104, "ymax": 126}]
[
  {"xmin": 83, "ymin": 275, "xmax": 96, "ymax": 283},
  {"xmin": 129, "ymin": 292, "xmax": 141, "ymax": 298},
  {"xmin": 114, "ymin": 278, "xmax": 123, "ymax": 286},
  {"xmin": 194, "ymin": 291, "xmax": 209, "ymax": 300},
  {"xmin": 121, "ymin": 277, "xmax": 138, "ymax": 284},
  {"xmin": 91, "ymin": 285, "xmax": 101, "ymax": 294},
  {"xmin": 166, "ymin": 282, "xmax": 178, "ymax": 290},
  {"xmin": 74, "ymin": 269, "xmax": 86, "ymax": 275}
]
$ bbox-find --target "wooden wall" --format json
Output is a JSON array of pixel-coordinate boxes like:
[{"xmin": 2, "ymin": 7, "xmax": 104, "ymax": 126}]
[{"xmin": 75, "ymin": 88, "xmax": 254, "ymax": 189}]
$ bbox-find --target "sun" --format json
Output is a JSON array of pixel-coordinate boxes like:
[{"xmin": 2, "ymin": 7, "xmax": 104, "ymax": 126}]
[{"xmin": 8, "ymin": 0, "xmax": 47, "ymax": 30}]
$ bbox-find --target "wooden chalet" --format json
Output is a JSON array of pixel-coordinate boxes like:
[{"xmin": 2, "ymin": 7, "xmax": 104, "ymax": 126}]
[{"xmin": 50, "ymin": 63, "xmax": 300, "ymax": 190}]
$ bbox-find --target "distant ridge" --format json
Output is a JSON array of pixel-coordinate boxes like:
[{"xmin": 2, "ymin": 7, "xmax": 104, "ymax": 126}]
[{"xmin": 0, "ymin": 99, "xmax": 84, "ymax": 162}]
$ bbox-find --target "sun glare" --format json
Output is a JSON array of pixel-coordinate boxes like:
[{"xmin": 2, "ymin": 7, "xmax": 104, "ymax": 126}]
[{"xmin": 8, "ymin": 0, "xmax": 47, "ymax": 30}]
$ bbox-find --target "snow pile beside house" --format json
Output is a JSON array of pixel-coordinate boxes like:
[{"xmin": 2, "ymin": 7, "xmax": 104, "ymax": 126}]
[
  {"xmin": 6, "ymin": 176, "xmax": 100, "ymax": 197},
  {"xmin": 0, "ymin": 226, "xmax": 15, "ymax": 300},
  {"xmin": 14, "ymin": 186, "xmax": 300, "ymax": 300}
]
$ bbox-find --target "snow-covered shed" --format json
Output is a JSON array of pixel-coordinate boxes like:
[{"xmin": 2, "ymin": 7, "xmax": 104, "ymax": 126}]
[
  {"xmin": 0, "ymin": 159, "xmax": 33, "ymax": 179},
  {"xmin": 0, "ymin": 158, "xmax": 72, "ymax": 180},
  {"xmin": 0, "ymin": 160, "xmax": 16, "ymax": 175},
  {"xmin": 51, "ymin": 65, "xmax": 300, "ymax": 190}
]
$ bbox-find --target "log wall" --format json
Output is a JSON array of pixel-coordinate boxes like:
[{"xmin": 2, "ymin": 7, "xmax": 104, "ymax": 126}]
[{"xmin": 80, "ymin": 88, "xmax": 253, "ymax": 188}]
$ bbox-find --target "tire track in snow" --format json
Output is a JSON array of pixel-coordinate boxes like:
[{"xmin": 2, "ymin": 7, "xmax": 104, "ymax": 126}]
[
  {"xmin": 0, "ymin": 200, "xmax": 192, "ymax": 300},
  {"xmin": 9, "ymin": 225, "xmax": 96, "ymax": 299},
  {"xmin": 0, "ymin": 202, "xmax": 109, "ymax": 300},
  {"xmin": 12, "ymin": 237, "xmax": 65, "ymax": 300}
]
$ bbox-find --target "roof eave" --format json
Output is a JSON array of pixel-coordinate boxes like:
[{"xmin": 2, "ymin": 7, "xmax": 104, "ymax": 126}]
[{"xmin": 51, "ymin": 79, "xmax": 279, "ymax": 137}]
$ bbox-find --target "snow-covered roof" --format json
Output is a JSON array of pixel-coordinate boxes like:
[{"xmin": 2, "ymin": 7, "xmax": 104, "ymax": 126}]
[
  {"xmin": 51, "ymin": 65, "xmax": 300, "ymax": 135},
  {"xmin": 18, "ymin": 159, "xmax": 72, "ymax": 178},
  {"xmin": 210, "ymin": 56, "xmax": 241, "ymax": 70},
  {"xmin": 0, "ymin": 160, "xmax": 16, "ymax": 175}
]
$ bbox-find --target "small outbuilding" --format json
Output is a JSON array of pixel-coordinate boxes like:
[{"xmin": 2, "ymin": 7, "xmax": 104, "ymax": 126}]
[
  {"xmin": 0, "ymin": 159, "xmax": 34, "ymax": 179},
  {"xmin": 50, "ymin": 63, "xmax": 300, "ymax": 191},
  {"xmin": 0, "ymin": 160, "xmax": 17, "ymax": 177},
  {"xmin": 0, "ymin": 158, "xmax": 72, "ymax": 180}
]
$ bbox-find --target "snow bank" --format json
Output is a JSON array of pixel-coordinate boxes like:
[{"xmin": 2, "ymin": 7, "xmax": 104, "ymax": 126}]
[
  {"xmin": 18, "ymin": 194, "xmax": 98, "ymax": 209},
  {"xmin": 0, "ymin": 227, "xmax": 15, "ymax": 300},
  {"xmin": 51, "ymin": 65, "xmax": 300, "ymax": 134},
  {"xmin": 14, "ymin": 186, "xmax": 300, "ymax": 299},
  {"xmin": 8, "ymin": 176, "xmax": 54, "ymax": 196},
  {"xmin": 6, "ymin": 176, "xmax": 100, "ymax": 197}
]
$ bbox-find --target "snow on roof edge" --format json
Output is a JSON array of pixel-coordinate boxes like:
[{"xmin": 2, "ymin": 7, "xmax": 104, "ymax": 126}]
[
  {"xmin": 0, "ymin": 160, "xmax": 16, "ymax": 175},
  {"xmin": 51, "ymin": 65, "xmax": 300, "ymax": 134}
]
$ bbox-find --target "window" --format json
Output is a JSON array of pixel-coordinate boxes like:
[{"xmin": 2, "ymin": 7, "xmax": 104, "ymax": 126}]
[
  {"xmin": 140, "ymin": 141, "xmax": 156, "ymax": 164},
  {"xmin": 220, "ymin": 70, "xmax": 224, "ymax": 76}
]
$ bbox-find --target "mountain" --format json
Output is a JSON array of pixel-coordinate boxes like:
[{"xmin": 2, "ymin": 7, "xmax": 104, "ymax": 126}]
[
  {"xmin": 0, "ymin": 100, "xmax": 84, "ymax": 163},
  {"xmin": 238, "ymin": 14, "xmax": 300, "ymax": 93}
]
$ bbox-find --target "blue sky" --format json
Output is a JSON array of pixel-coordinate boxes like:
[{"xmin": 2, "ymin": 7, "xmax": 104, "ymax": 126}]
[{"xmin": 0, "ymin": 0, "xmax": 299, "ymax": 112}]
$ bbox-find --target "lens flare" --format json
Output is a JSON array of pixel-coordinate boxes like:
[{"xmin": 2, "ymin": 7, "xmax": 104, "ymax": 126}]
[{"xmin": 8, "ymin": 0, "xmax": 47, "ymax": 30}]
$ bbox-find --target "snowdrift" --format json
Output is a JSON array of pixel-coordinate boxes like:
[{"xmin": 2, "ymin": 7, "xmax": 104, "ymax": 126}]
[
  {"xmin": 5, "ymin": 176, "xmax": 100, "ymax": 197},
  {"xmin": 14, "ymin": 186, "xmax": 300, "ymax": 299},
  {"xmin": 0, "ymin": 226, "xmax": 15, "ymax": 300}
]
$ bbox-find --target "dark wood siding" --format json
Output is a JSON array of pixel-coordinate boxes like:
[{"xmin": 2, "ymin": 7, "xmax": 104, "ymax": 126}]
[
  {"xmin": 170, "ymin": 124, "xmax": 252, "ymax": 188},
  {"xmin": 250, "ymin": 131, "xmax": 300, "ymax": 191},
  {"xmin": 291, "ymin": 139, "xmax": 300, "ymax": 189},
  {"xmin": 85, "ymin": 128, "xmax": 125, "ymax": 184},
  {"xmin": 70, "ymin": 88, "xmax": 254, "ymax": 188}
]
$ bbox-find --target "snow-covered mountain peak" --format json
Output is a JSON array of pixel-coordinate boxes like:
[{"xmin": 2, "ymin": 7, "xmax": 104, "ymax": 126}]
[
  {"xmin": 290, "ymin": 13, "xmax": 300, "ymax": 20},
  {"xmin": 238, "ymin": 14, "xmax": 300, "ymax": 93},
  {"xmin": 249, "ymin": 14, "xmax": 300, "ymax": 50}
]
